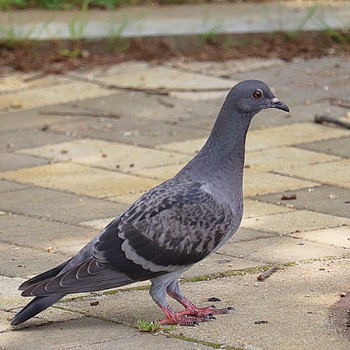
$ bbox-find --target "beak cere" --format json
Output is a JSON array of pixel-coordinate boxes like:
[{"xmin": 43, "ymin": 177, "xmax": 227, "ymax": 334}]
[{"xmin": 269, "ymin": 97, "xmax": 290, "ymax": 113}]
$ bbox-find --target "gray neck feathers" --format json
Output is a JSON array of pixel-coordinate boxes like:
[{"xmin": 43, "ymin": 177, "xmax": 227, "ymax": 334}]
[{"xmin": 179, "ymin": 98, "xmax": 253, "ymax": 193}]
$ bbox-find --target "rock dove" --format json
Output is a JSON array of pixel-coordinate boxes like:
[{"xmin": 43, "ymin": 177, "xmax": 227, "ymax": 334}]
[{"xmin": 11, "ymin": 80, "xmax": 289, "ymax": 327}]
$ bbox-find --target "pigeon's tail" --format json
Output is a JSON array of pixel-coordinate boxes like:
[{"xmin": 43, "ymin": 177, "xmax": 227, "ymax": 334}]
[{"xmin": 11, "ymin": 295, "xmax": 64, "ymax": 325}]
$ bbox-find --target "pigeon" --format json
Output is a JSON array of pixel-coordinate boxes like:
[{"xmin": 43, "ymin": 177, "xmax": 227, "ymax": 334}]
[{"xmin": 11, "ymin": 80, "xmax": 289, "ymax": 327}]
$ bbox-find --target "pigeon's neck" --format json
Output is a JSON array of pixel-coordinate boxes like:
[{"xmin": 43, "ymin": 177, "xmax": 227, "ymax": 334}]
[{"xmin": 181, "ymin": 103, "xmax": 252, "ymax": 192}]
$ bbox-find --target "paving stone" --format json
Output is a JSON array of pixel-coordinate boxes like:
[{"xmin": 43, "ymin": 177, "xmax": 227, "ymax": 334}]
[
  {"xmin": 67, "ymin": 61, "xmax": 150, "ymax": 79},
  {"xmin": 220, "ymin": 235, "xmax": 349, "ymax": 264},
  {"xmin": 0, "ymin": 109, "xmax": 77, "ymax": 133},
  {"xmin": 47, "ymin": 115, "xmax": 209, "ymax": 147},
  {"xmin": 243, "ymin": 199, "xmax": 292, "ymax": 218},
  {"xmin": 59, "ymin": 260, "xmax": 350, "ymax": 350},
  {"xmin": 233, "ymin": 57, "xmax": 350, "ymax": 105},
  {"xmin": 169, "ymin": 90, "xmax": 228, "ymax": 101},
  {"xmin": 229, "ymin": 227, "xmax": 276, "ymax": 243},
  {"xmin": 0, "ymin": 81, "xmax": 115, "ymax": 111},
  {"xmin": 0, "ymin": 152, "xmax": 49, "ymax": 171},
  {"xmin": 280, "ymin": 159, "xmax": 350, "ymax": 189},
  {"xmin": 245, "ymin": 146, "xmax": 340, "ymax": 172},
  {"xmin": 243, "ymin": 170, "xmax": 317, "ymax": 197},
  {"xmin": 283, "ymin": 101, "xmax": 347, "ymax": 124},
  {"xmin": 183, "ymin": 252, "xmax": 264, "ymax": 280},
  {"xmin": 293, "ymin": 226, "xmax": 350, "ymax": 249},
  {"xmin": 0, "ymin": 180, "xmax": 27, "ymax": 193},
  {"xmin": 79, "ymin": 217, "xmax": 114, "ymax": 230},
  {"xmin": 108, "ymin": 192, "xmax": 147, "ymax": 205},
  {"xmin": 0, "ymin": 214, "xmax": 99, "ymax": 255},
  {"xmin": 97, "ymin": 65, "xmax": 233, "ymax": 90},
  {"xmin": 1, "ymin": 163, "xmax": 160, "ymax": 199},
  {"xmin": 0, "ymin": 73, "xmax": 69, "ymax": 94},
  {"xmin": 168, "ymin": 58, "xmax": 285, "ymax": 77},
  {"xmin": 74, "ymin": 90, "xmax": 221, "ymax": 123},
  {"xmin": 0, "ymin": 275, "xmax": 26, "ymax": 310},
  {"xmin": 157, "ymin": 138, "xmax": 206, "ymax": 155},
  {"xmin": 133, "ymin": 163, "xmax": 185, "ymax": 180},
  {"xmin": 158, "ymin": 123, "xmax": 349, "ymax": 154},
  {"xmin": 241, "ymin": 210, "xmax": 350, "ymax": 234},
  {"xmin": 18, "ymin": 139, "xmax": 191, "ymax": 173},
  {"xmin": 170, "ymin": 260, "xmax": 350, "ymax": 350},
  {"xmin": 245, "ymin": 123, "xmax": 349, "ymax": 152},
  {"xmin": 0, "ymin": 187, "xmax": 126, "ymax": 224},
  {"xmin": 2, "ymin": 316, "xmax": 213, "ymax": 350},
  {"xmin": 0, "ymin": 129, "xmax": 73, "ymax": 151},
  {"xmin": 255, "ymin": 185, "xmax": 350, "ymax": 218},
  {"xmin": 298, "ymin": 136, "xmax": 350, "ymax": 159},
  {"xmin": 0, "ymin": 241, "xmax": 66, "ymax": 278}
]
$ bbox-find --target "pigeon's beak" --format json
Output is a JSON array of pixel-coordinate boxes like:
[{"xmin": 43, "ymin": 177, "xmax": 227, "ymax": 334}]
[{"xmin": 268, "ymin": 97, "xmax": 290, "ymax": 112}]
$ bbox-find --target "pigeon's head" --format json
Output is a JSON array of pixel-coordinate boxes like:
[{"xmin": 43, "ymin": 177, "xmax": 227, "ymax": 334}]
[{"xmin": 229, "ymin": 80, "xmax": 289, "ymax": 117}]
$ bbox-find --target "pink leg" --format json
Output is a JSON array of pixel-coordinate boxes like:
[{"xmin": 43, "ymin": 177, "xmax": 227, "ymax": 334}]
[
  {"xmin": 168, "ymin": 291, "xmax": 233, "ymax": 318},
  {"xmin": 158, "ymin": 304, "xmax": 214, "ymax": 326}
]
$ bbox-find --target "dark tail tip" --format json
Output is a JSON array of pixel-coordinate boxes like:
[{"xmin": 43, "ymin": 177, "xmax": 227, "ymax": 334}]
[{"xmin": 11, "ymin": 295, "xmax": 64, "ymax": 326}]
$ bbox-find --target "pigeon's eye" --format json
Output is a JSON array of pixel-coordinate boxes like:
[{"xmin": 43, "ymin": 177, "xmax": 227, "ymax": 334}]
[{"xmin": 252, "ymin": 89, "xmax": 263, "ymax": 100}]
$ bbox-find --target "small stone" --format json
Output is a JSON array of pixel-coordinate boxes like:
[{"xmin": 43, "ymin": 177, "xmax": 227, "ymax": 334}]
[
  {"xmin": 46, "ymin": 247, "xmax": 54, "ymax": 253},
  {"xmin": 298, "ymin": 241, "xmax": 305, "ymax": 245},
  {"xmin": 254, "ymin": 320, "xmax": 268, "ymax": 324},
  {"xmin": 329, "ymin": 194, "xmax": 336, "ymax": 200},
  {"xmin": 340, "ymin": 292, "xmax": 347, "ymax": 297},
  {"xmin": 90, "ymin": 301, "xmax": 99, "ymax": 306},
  {"xmin": 61, "ymin": 149, "xmax": 68, "ymax": 154},
  {"xmin": 208, "ymin": 297, "xmax": 221, "ymax": 302}
]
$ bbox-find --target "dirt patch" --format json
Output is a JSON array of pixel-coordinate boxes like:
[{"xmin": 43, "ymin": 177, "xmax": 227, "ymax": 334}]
[{"xmin": 1, "ymin": 31, "xmax": 350, "ymax": 73}]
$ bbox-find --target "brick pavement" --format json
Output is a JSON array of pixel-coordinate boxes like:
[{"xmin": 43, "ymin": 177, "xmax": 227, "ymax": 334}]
[{"xmin": 0, "ymin": 56, "xmax": 349, "ymax": 349}]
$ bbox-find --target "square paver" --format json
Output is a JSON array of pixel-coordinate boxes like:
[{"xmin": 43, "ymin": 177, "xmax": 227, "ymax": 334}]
[
  {"xmin": 245, "ymin": 147, "xmax": 341, "ymax": 172},
  {"xmin": 241, "ymin": 210, "xmax": 350, "ymax": 234},
  {"xmin": 245, "ymin": 123, "xmax": 349, "ymax": 152},
  {"xmin": 243, "ymin": 170, "xmax": 317, "ymax": 197},
  {"xmin": 96, "ymin": 65, "xmax": 234, "ymax": 90},
  {"xmin": 0, "ymin": 180, "xmax": 27, "ymax": 193},
  {"xmin": 0, "ymin": 129, "xmax": 73, "ymax": 151},
  {"xmin": 0, "ymin": 81, "xmax": 115, "ymax": 111},
  {"xmin": 220, "ymin": 235, "xmax": 349, "ymax": 264},
  {"xmin": 255, "ymin": 185, "xmax": 350, "ymax": 218},
  {"xmin": 0, "ymin": 214, "xmax": 99, "ymax": 255},
  {"xmin": 298, "ymin": 136, "xmax": 350, "ymax": 159},
  {"xmin": 0, "ymin": 187, "xmax": 126, "ymax": 224},
  {"xmin": 0, "ymin": 152, "xmax": 49, "ymax": 171},
  {"xmin": 0, "ymin": 242, "xmax": 66, "ymax": 278},
  {"xmin": 292, "ymin": 226, "xmax": 350, "ymax": 248},
  {"xmin": 279, "ymin": 159, "xmax": 350, "ymax": 189},
  {"xmin": 1, "ymin": 163, "xmax": 160, "ymax": 199},
  {"xmin": 157, "ymin": 138, "xmax": 206, "ymax": 155},
  {"xmin": 47, "ymin": 115, "xmax": 208, "ymax": 147},
  {"xmin": 18, "ymin": 139, "xmax": 191, "ymax": 173},
  {"xmin": 243, "ymin": 199, "xmax": 292, "ymax": 218}
]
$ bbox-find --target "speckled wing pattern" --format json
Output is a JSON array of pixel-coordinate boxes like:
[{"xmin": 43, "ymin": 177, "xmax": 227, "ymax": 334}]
[
  {"xmin": 20, "ymin": 179, "xmax": 235, "ymax": 296},
  {"xmin": 94, "ymin": 178, "xmax": 235, "ymax": 276}
]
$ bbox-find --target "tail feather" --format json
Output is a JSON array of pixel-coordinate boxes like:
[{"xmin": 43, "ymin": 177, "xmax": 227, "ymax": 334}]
[
  {"xmin": 11, "ymin": 295, "xmax": 64, "ymax": 326},
  {"xmin": 18, "ymin": 258, "xmax": 72, "ymax": 291}
]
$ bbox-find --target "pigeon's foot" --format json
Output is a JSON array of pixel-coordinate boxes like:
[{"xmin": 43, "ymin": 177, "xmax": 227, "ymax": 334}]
[
  {"xmin": 177, "ymin": 297, "xmax": 234, "ymax": 318},
  {"xmin": 159, "ymin": 305, "xmax": 213, "ymax": 326}
]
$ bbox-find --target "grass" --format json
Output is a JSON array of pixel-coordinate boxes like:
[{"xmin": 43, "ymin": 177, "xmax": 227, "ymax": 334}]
[
  {"xmin": 136, "ymin": 319, "xmax": 162, "ymax": 333},
  {"xmin": 0, "ymin": 13, "xmax": 52, "ymax": 48},
  {"xmin": 261, "ymin": 0, "xmax": 319, "ymax": 39},
  {"xmin": 108, "ymin": 14, "xmax": 130, "ymax": 52}
]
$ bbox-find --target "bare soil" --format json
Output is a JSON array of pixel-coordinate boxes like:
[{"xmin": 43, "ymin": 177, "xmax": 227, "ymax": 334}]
[{"xmin": 1, "ymin": 31, "xmax": 349, "ymax": 74}]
